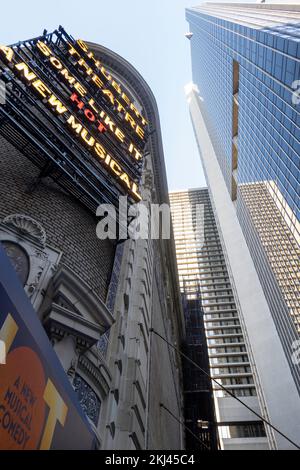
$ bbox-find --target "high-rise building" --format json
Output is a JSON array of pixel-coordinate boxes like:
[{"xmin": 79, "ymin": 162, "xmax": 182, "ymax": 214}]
[
  {"xmin": 0, "ymin": 28, "xmax": 184, "ymax": 450},
  {"xmin": 170, "ymin": 188, "xmax": 268, "ymax": 450},
  {"xmin": 186, "ymin": 3, "xmax": 300, "ymax": 449}
]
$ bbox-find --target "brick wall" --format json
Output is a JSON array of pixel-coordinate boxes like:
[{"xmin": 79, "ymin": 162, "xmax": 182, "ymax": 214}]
[{"xmin": 0, "ymin": 136, "xmax": 115, "ymax": 302}]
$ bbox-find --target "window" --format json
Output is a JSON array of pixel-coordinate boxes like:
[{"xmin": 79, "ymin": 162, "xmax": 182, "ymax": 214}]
[
  {"xmin": 1, "ymin": 241, "xmax": 30, "ymax": 286},
  {"xmin": 225, "ymin": 422, "xmax": 266, "ymax": 439}
]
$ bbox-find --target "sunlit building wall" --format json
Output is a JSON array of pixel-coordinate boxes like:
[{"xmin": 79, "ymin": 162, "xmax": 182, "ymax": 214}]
[
  {"xmin": 170, "ymin": 188, "xmax": 268, "ymax": 450},
  {"xmin": 0, "ymin": 36, "xmax": 184, "ymax": 450},
  {"xmin": 186, "ymin": 3, "xmax": 300, "ymax": 449}
]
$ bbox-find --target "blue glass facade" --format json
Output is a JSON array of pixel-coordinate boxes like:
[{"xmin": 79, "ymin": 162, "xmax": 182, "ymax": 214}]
[
  {"xmin": 186, "ymin": 8, "xmax": 300, "ymax": 203},
  {"xmin": 186, "ymin": 5, "xmax": 300, "ymax": 390}
]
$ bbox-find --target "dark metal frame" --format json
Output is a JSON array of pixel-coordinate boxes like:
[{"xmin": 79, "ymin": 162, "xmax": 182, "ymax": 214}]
[{"xmin": 0, "ymin": 27, "xmax": 148, "ymax": 217}]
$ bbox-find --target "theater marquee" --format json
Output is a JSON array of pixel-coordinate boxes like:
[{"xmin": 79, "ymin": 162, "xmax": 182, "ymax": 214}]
[{"xmin": 0, "ymin": 27, "xmax": 149, "ymax": 208}]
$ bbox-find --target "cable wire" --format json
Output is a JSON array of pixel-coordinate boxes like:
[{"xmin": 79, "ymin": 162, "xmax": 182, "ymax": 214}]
[
  {"xmin": 159, "ymin": 403, "xmax": 211, "ymax": 451},
  {"xmin": 150, "ymin": 328, "xmax": 300, "ymax": 451}
]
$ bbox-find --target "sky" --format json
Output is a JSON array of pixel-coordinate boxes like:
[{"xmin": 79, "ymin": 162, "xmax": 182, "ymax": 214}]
[{"xmin": 0, "ymin": 0, "xmax": 261, "ymax": 191}]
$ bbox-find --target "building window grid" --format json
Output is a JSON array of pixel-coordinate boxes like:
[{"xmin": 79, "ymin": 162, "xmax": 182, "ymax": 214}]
[
  {"xmin": 170, "ymin": 190, "xmax": 257, "ymax": 399},
  {"xmin": 186, "ymin": 11, "xmax": 299, "ymax": 382},
  {"xmin": 240, "ymin": 183, "xmax": 300, "ymax": 330}
]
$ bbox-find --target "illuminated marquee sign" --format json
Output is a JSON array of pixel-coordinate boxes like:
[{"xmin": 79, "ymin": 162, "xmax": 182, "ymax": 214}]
[{"xmin": 0, "ymin": 27, "xmax": 149, "ymax": 209}]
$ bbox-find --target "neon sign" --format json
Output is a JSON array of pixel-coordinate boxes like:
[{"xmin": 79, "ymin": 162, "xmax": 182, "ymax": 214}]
[{"xmin": 0, "ymin": 28, "xmax": 149, "ymax": 206}]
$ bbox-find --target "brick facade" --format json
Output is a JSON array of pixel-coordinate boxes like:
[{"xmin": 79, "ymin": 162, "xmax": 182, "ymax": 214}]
[{"xmin": 0, "ymin": 135, "xmax": 115, "ymax": 302}]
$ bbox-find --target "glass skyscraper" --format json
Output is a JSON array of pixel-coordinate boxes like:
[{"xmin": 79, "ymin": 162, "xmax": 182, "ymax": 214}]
[
  {"xmin": 170, "ymin": 189, "xmax": 268, "ymax": 450},
  {"xmin": 186, "ymin": 3, "xmax": 300, "ymax": 449}
]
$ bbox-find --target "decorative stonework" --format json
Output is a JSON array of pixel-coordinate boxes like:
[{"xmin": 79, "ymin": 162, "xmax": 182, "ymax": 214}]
[
  {"xmin": 67, "ymin": 354, "xmax": 80, "ymax": 381},
  {"xmin": 98, "ymin": 333, "xmax": 110, "ymax": 358},
  {"xmin": 106, "ymin": 243, "xmax": 124, "ymax": 313},
  {"xmin": 143, "ymin": 168, "xmax": 153, "ymax": 191},
  {"xmin": 1, "ymin": 241, "xmax": 30, "ymax": 286},
  {"xmin": 27, "ymin": 267, "xmax": 44, "ymax": 296},
  {"xmin": 3, "ymin": 214, "xmax": 47, "ymax": 246},
  {"xmin": 73, "ymin": 374, "xmax": 101, "ymax": 426},
  {"xmin": 78, "ymin": 348, "xmax": 111, "ymax": 396},
  {"xmin": 0, "ymin": 217, "xmax": 61, "ymax": 311}
]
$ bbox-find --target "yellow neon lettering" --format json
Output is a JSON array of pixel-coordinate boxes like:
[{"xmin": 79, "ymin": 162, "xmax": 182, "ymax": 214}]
[
  {"xmin": 50, "ymin": 56, "xmax": 62, "ymax": 70},
  {"xmin": 48, "ymin": 95, "xmax": 67, "ymax": 114},
  {"xmin": 74, "ymin": 82, "xmax": 87, "ymax": 97},
  {"xmin": 100, "ymin": 66, "xmax": 111, "ymax": 81},
  {"xmin": 119, "ymin": 172, "xmax": 131, "ymax": 189},
  {"xmin": 111, "ymin": 80, "xmax": 122, "ymax": 95},
  {"xmin": 68, "ymin": 46, "xmax": 80, "ymax": 57},
  {"xmin": 78, "ymin": 58, "xmax": 93, "ymax": 76},
  {"xmin": 92, "ymin": 74, "xmax": 104, "ymax": 89},
  {"xmin": 15, "ymin": 62, "xmax": 36, "ymax": 82},
  {"xmin": 136, "ymin": 125, "xmax": 145, "ymax": 140},
  {"xmin": 0, "ymin": 45, "xmax": 14, "ymax": 62},
  {"xmin": 67, "ymin": 115, "xmax": 83, "ymax": 134},
  {"xmin": 129, "ymin": 144, "xmax": 142, "ymax": 161},
  {"xmin": 81, "ymin": 128, "xmax": 95, "ymax": 147},
  {"xmin": 88, "ymin": 98, "xmax": 99, "ymax": 114},
  {"xmin": 104, "ymin": 115, "xmax": 115, "ymax": 132},
  {"xmin": 60, "ymin": 68, "xmax": 76, "ymax": 85},
  {"xmin": 121, "ymin": 93, "xmax": 130, "ymax": 106},
  {"xmin": 130, "ymin": 103, "xmax": 141, "ymax": 119},
  {"xmin": 115, "ymin": 100, "xmax": 126, "ymax": 114},
  {"xmin": 110, "ymin": 160, "xmax": 121, "ymax": 176},
  {"xmin": 102, "ymin": 89, "xmax": 115, "ymax": 105},
  {"xmin": 125, "ymin": 112, "xmax": 136, "ymax": 130},
  {"xmin": 32, "ymin": 79, "xmax": 51, "ymax": 98},
  {"xmin": 36, "ymin": 41, "xmax": 52, "ymax": 57},
  {"xmin": 115, "ymin": 128, "xmax": 125, "ymax": 143},
  {"xmin": 131, "ymin": 183, "xmax": 142, "ymax": 202},
  {"xmin": 87, "ymin": 52, "xmax": 101, "ymax": 69},
  {"xmin": 94, "ymin": 142, "xmax": 106, "ymax": 159},
  {"xmin": 76, "ymin": 39, "xmax": 88, "ymax": 52}
]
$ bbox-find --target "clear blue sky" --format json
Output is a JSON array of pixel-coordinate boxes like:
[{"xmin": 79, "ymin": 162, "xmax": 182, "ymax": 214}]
[{"xmin": 0, "ymin": 0, "xmax": 254, "ymax": 191}]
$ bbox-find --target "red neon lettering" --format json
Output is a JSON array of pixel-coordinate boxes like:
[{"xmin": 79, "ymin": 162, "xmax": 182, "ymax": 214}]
[
  {"xmin": 97, "ymin": 121, "xmax": 107, "ymax": 133},
  {"xmin": 84, "ymin": 108, "xmax": 95, "ymax": 122},
  {"xmin": 70, "ymin": 93, "xmax": 84, "ymax": 110}
]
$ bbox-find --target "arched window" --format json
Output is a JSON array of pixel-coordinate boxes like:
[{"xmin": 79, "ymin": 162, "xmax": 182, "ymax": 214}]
[{"xmin": 1, "ymin": 240, "xmax": 30, "ymax": 286}]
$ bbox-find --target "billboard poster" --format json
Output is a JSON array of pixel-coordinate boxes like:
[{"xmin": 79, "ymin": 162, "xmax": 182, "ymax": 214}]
[{"xmin": 0, "ymin": 245, "xmax": 95, "ymax": 450}]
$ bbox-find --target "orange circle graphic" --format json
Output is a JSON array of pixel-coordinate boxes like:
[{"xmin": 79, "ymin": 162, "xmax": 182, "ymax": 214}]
[{"xmin": 0, "ymin": 346, "xmax": 46, "ymax": 450}]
